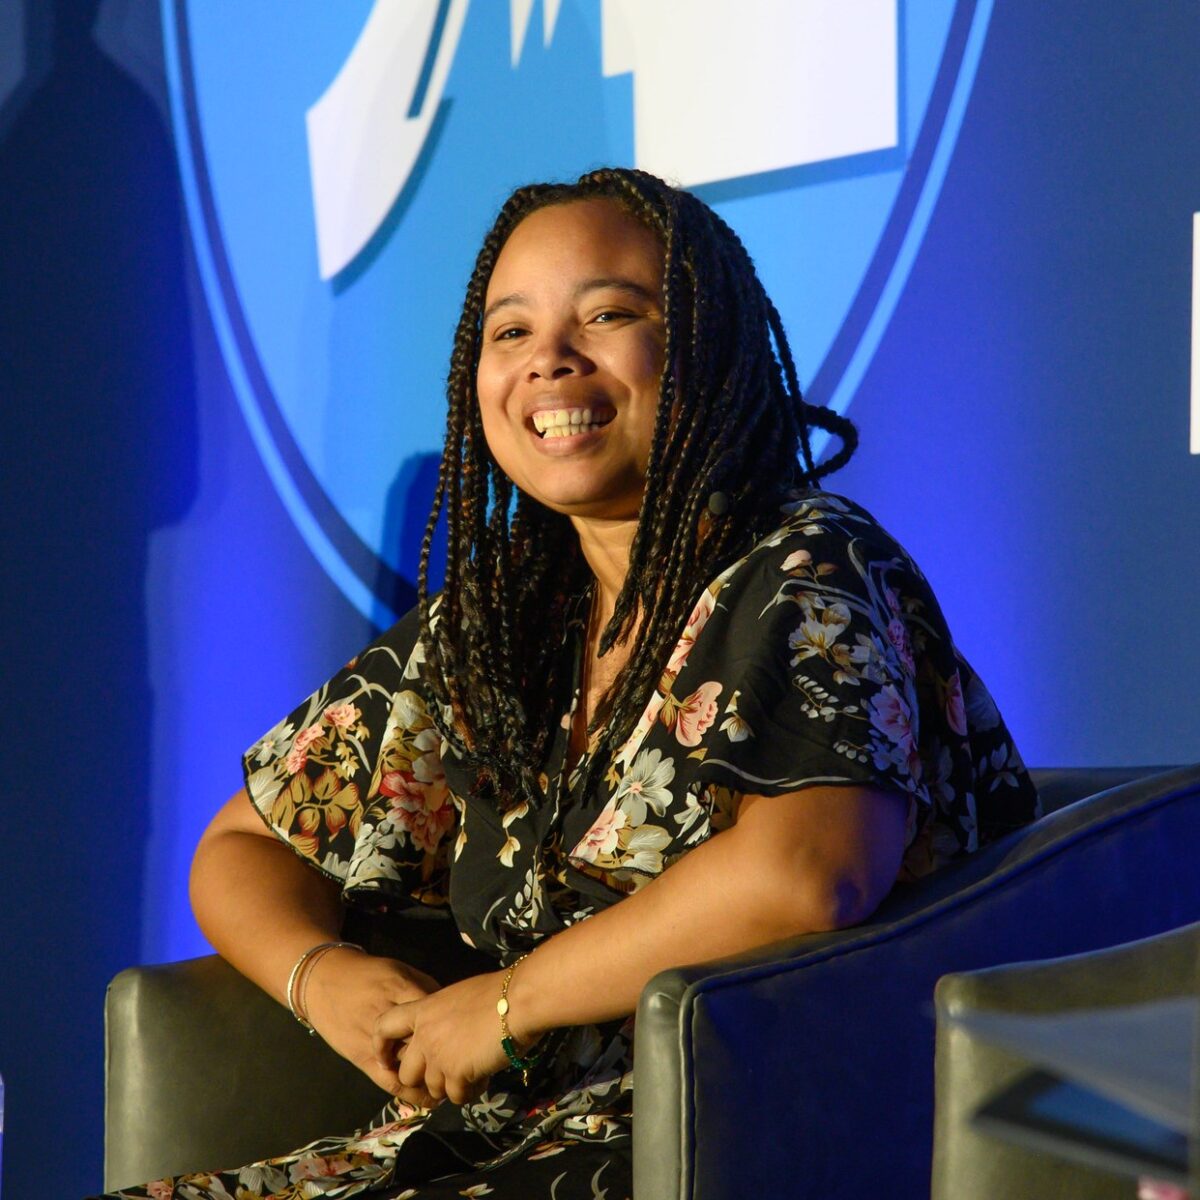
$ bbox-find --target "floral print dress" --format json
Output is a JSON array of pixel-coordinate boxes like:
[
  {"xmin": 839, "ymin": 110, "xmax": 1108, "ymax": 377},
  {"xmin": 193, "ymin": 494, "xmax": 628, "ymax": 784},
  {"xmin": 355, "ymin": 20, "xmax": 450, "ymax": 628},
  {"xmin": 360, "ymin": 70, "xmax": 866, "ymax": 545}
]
[{"xmin": 94, "ymin": 490, "xmax": 1039, "ymax": 1200}]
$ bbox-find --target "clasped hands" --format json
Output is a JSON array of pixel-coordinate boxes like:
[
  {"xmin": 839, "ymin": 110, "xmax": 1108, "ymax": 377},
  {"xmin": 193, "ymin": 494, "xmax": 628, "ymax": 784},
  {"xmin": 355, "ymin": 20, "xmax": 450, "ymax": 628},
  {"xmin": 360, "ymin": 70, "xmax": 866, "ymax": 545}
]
[
  {"xmin": 372, "ymin": 969, "xmax": 523, "ymax": 1107},
  {"xmin": 302, "ymin": 948, "xmax": 537, "ymax": 1108}
]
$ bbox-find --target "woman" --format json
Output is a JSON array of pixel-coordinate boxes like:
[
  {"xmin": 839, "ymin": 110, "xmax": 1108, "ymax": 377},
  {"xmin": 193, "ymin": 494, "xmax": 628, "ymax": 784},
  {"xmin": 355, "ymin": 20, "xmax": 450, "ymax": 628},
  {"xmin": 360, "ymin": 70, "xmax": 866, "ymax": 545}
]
[{"xmin": 96, "ymin": 168, "xmax": 1038, "ymax": 1199}]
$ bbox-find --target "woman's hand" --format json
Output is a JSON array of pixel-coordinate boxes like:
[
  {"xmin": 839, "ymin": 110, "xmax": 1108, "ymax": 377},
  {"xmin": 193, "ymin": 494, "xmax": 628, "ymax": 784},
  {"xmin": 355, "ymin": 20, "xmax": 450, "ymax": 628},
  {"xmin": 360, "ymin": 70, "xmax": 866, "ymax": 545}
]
[
  {"xmin": 303, "ymin": 947, "xmax": 441, "ymax": 1094},
  {"xmin": 372, "ymin": 970, "xmax": 532, "ymax": 1106}
]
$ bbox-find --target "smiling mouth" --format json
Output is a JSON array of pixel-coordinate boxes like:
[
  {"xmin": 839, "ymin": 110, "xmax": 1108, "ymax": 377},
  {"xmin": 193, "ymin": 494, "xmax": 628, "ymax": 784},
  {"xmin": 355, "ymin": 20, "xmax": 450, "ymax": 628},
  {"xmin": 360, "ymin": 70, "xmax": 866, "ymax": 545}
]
[{"xmin": 531, "ymin": 407, "xmax": 615, "ymax": 439}]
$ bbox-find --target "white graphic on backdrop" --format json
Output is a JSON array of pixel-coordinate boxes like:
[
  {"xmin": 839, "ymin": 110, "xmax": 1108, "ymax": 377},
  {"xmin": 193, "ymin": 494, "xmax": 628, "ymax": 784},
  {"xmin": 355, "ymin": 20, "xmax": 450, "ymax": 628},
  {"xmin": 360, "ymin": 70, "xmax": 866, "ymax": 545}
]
[
  {"xmin": 1192, "ymin": 213, "xmax": 1199, "ymax": 454},
  {"xmin": 307, "ymin": 0, "xmax": 898, "ymax": 280},
  {"xmin": 306, "ymin": 0, "xmax": 469, "ymax": 280},
  {"xmin": 510, "ymin": 0, "xmax": 564, "ymax": 66},
  {"xmin": 598, "ymin": 0, "xmax": 896, "ymax": 187}
]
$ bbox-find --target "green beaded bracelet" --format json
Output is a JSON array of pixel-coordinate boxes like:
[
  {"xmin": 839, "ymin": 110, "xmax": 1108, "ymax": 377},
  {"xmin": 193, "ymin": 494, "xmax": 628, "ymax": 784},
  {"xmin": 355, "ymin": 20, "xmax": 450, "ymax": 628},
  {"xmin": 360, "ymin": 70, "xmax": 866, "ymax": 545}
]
[{"xmin": 497, "ymin": 955, "xmax": 543, "ymax": 1085}]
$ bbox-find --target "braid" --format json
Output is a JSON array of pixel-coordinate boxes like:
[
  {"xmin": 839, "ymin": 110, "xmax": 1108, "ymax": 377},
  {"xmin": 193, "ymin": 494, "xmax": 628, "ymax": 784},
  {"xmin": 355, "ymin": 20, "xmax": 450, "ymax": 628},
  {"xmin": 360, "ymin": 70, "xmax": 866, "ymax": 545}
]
[{"xmin": 418, "ymin": 167, "xmax": 858, "ymax": 808}]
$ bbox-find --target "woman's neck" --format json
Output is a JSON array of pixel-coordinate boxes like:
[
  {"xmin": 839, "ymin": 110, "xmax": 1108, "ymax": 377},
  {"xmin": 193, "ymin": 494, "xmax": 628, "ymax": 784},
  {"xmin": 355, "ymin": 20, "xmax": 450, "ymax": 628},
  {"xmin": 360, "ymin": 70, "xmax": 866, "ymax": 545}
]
[{"xmin": 570, "ymin": 514, "xmax": 637, "ymax": 626}]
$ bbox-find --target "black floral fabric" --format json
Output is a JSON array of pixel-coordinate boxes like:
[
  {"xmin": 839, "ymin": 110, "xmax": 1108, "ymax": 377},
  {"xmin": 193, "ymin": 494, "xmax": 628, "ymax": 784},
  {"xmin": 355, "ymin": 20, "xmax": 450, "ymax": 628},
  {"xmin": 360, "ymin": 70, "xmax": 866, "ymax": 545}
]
[{"xmin": 95, "ymin": 490, "xmax": 1038, "ymax": 1200}]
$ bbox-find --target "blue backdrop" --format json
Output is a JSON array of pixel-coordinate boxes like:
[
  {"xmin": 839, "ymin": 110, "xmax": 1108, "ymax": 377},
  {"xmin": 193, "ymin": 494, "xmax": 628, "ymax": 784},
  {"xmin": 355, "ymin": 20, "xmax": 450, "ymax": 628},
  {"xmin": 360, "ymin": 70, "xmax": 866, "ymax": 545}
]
[{"xmin": 0, "ymin": 2, "xmax": 1197, "ymax": 1194}]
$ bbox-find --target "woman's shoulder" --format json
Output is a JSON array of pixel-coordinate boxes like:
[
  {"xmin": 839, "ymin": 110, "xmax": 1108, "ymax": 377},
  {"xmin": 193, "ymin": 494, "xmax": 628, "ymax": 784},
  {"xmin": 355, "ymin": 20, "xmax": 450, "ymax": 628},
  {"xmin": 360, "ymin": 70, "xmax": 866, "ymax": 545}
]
[
  {"xmin": 713, "ymin": 489, "xmax": 921, "ymax": 601},
  {"xmin": 338, "ymin": 596, "xmax": 440, "ymax": 687}
]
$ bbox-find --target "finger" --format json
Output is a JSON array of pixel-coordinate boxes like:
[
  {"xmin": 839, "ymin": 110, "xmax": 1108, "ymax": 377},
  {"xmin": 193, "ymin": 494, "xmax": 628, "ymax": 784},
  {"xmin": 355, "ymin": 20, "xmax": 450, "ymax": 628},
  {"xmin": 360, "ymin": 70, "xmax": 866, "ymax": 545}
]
[
  {"xmin": 355, "ymin": 1048, "xmax": 400, "ymax": 1095},
  {"xmin": 444, "ymin": 1077, "xmax": 470, "ymax": 1106},
  {"xmin": 423, "ymin": 1067, "xmax": 447, "ymax": 1104},
  {"xmin": 374, "ymin": 1031, "xmax": 405, "ymax": 1072},
  {"xmin": 373, "ymin": 1006, "xmax": 415, "ymax": 1067},
  {"xmin": 374, "ymin": 1004, "xmax": 417, "ymax": 1043},
  {"xmin": 397, "ymin": 1044, "xmax": 427, "ymax": 1093},
  {"xmin": 393, "ymin": 1083, "xmax": 437, "ymax": 1109}
]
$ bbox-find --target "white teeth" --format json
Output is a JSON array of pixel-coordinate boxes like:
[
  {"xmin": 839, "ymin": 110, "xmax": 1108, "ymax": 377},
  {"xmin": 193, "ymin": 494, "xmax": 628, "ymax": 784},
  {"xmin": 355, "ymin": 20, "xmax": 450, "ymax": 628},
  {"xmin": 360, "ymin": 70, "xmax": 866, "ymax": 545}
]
[
  {"xmin": 543, "ymin": 422, "xmax": 605, "ymax": 439},
  {"xmin": 532, "ymin": 408, "xmax": 601, "ymax": 435}
]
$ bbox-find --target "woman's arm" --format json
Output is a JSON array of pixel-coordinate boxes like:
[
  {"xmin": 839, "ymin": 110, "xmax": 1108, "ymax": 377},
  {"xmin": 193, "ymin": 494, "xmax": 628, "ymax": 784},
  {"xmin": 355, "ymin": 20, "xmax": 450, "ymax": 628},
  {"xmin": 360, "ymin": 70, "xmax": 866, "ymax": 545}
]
[
  {"xmin": 191, "ymin": 790, "xmax": 440, "ymax": 1094},
  {"xmin": 513, "ymin": 783, "xmax": 908, "ymax": 1031},
  {"xmin": 374, "ymin": 784, "xmax": 908, "ymax": 1102}
]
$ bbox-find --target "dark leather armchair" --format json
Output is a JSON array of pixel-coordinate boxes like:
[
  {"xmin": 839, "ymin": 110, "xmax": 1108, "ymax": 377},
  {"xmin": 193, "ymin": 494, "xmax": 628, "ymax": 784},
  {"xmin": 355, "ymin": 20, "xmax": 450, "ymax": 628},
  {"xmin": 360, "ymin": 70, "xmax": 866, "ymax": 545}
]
[
  {"xmin": 104, "ymin": 765, "xmax": 1200, "ymax": 1196},
  {"xmin": 931, "ymin": 919, "xmax": 1200, "ymax": 1198}
]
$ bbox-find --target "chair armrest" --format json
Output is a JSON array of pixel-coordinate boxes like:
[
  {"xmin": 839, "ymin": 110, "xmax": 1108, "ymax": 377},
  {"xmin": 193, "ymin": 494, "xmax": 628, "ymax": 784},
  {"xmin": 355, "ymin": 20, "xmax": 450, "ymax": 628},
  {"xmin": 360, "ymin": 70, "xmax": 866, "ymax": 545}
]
[
  {"xmin": 931, "ymin": 921, "xmax": 1200, "ymax": 1200},
  {"xmin": 104, "ymin": 954, "xmax": 384, "ymax": 1191},
  {"xmin": 632, "ymin": 764, "xmax": 1200, "ymax": 1200}
]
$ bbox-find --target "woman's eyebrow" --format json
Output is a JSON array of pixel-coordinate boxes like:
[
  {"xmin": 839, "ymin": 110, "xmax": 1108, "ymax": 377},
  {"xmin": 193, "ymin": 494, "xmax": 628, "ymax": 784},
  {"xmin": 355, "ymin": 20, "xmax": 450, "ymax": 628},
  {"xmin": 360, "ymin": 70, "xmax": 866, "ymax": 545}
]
[
  {"xmin": 482, "ymin": 292, "xmax": 528, "ymax": 325},
  {"xmin": 574, "ymin": 277, "xmax": 658, "ymax": 303}
]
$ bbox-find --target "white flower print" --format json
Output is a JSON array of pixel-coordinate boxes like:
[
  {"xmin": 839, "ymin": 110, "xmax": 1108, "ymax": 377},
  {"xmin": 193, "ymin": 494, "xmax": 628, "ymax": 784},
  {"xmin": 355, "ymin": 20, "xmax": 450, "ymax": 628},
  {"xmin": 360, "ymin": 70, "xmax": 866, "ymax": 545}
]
[
  {"xmin": 624, "ymin": 823, "xmax": 672, "ymax": 874},
  {"xmin": 789, "ymin": 600, "xmax": 851, "ymax": 661},
  {"xmin": 576, "ymin": 806, "xmax": 627, "ymax": 860},
  {"xmin": 253, "ymin": 719, "xmax": 294, "ymax": 766},
  {"xmin": 614, "ymin": 747, "xmax": 676, "ymax": 819},
  {"xmin": 719, "ymin": 689, "xmax": 753, "ymax": 742}
]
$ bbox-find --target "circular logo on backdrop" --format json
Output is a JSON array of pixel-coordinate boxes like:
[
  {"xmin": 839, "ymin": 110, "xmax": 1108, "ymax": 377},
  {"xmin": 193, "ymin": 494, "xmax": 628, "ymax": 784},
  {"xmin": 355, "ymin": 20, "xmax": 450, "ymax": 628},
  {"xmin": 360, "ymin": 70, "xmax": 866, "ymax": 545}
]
[{"xmin": 162, "ymin": 0, "xmax": 992, "ymax": 627}]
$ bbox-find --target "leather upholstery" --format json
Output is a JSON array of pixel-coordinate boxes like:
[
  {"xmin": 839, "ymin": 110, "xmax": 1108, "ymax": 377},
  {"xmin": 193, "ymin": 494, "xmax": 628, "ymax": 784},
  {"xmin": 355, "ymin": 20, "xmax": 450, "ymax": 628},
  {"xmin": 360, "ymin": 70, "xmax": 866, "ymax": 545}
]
[
  {"xmin": 631, "ymin": 765, "xmax": 1200, "ymax": 1198},
  {"xmin": 932, "ymin": 920, "xmax": 1200, "ymax": 1199},
  {"xmin": 104, "ymin": 952, "xmax": 384, "ymax": 1189},
  {"xmin": 104, "ymin": 906, "xmax": 489, "ymax": 1191},
  {"xmin": 105, "ymin": 765, "xmax": 1199, "ymax": 1196}
]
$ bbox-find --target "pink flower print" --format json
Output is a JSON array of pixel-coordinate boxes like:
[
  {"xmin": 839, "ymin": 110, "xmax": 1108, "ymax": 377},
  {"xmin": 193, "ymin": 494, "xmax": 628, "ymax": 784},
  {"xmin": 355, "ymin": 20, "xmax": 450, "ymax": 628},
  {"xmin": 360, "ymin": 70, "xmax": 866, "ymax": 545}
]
[
  {"xmin": 290, "ymin": 1155, "xmax": 357, "ymax": 1181},
  {"xmin": 613, "ymin": 690, "xmax": 668, "ymax": 772},
  {"xmin": 781, "ymin": 548, "xmax": 812, "ymax": 572},
  {"xmin": 294, "ymin": 724, "xmax": 326, "ymax": 750},
  {"xmin": 576, "ymin": 806, "xmax": 627, "ymax": 861},
  {"xmin": 286, "ymin": 724, "xmax": 326, "ymax": 773},
  {"xmin": 887, "ymin": 616, "xmax": 916, "ymax": 675},
  {"xmin": 868, "ymin": 684, "xmax": 916, "ymax": 757},
  {"xmin": 673, "ymin": 681, "xmax": 722, "ymax": 747},
  {"xmin": 380, "ymin": 772, "xmax": 454, "ymax": 854},
  {"xmin": 884, "ymin": 586, "xmax": 901, "ymax": 615},
  {"xmin": 322, "ymin": 702, "xmax": 360, "ymax": 729},
  {"xmin": 944, "ymin": 670, "xmax": 968, "ymax": 736},
  {"xmin": 147, "ymin": 1183, "xmax": 173, "ymax": 1200},
  {"xmin": 664, "ymin": 587, "xmax": 717, "ymax": 679}
]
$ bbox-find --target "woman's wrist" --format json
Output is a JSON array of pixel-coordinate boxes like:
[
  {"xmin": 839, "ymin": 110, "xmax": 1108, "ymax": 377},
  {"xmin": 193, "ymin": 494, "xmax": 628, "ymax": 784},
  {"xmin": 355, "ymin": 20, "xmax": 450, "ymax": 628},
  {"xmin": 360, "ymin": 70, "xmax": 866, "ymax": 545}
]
[
  {"xmin": 287, "ymin": 941, "xmax": 364, "ymax": 1031},
  {"xmin": 499, "ymin": 952, "xmax": 550, "ymax": 1047}
]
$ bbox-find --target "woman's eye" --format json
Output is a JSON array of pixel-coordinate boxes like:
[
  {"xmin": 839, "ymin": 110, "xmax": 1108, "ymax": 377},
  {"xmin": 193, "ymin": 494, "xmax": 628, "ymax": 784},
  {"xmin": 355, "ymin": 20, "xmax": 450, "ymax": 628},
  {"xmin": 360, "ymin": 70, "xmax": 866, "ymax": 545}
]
[
  {"xmin": 593, "ymin": 310, "xmax": 631, "ymax": 324},
  {"xmin": 493, "ymin": 326, "xmax": 527, "ymax": 341}
]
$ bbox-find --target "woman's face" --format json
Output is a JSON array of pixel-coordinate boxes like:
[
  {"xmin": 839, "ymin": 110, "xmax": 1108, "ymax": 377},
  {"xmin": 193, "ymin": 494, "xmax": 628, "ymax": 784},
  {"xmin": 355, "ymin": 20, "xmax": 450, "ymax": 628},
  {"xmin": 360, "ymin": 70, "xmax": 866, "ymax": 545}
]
[{"xmin": 476, "ymin": 198, "xmax": 667, "ymax": 522}]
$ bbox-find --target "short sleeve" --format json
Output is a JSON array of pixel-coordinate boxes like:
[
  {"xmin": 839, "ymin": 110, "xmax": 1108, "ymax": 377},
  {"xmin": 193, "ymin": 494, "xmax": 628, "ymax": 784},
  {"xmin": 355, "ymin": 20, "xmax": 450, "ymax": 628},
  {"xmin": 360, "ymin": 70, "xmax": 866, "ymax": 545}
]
[
  {"xmin": 677, "ymin": 493, "xmax": 1038, "ymax": 868},
  {"xmin": 690, "ymin": 509, "xmax": 934, "ymax": 806},
  {"xmin": 242, "ymin": 605, "xmax": 457, "ymax": 909}
]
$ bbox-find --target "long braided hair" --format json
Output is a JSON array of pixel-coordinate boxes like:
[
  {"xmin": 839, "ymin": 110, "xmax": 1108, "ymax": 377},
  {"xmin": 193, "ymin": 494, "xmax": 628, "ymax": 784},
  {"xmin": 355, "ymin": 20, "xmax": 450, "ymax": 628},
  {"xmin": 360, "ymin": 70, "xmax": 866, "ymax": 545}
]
[{"xmin": 417, "ymin": 167, "xmax": 857, "ymax": 808}]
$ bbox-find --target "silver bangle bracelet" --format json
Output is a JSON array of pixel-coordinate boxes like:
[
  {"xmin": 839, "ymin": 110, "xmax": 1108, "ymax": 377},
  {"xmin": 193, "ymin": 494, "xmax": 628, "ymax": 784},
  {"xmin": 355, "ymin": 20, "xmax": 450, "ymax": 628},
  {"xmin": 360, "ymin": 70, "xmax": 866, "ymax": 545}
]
[{"xmin": 285, "ymin": 940, "xmax": 361, "ymax": 1035}]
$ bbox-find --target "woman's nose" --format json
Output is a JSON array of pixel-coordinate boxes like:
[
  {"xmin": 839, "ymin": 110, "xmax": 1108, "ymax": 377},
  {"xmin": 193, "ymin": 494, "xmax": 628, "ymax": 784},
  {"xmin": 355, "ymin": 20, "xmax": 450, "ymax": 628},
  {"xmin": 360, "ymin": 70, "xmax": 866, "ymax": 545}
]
[{"xmin": 526, "ymin": 328, "xmax": 589, "ymax": 381}]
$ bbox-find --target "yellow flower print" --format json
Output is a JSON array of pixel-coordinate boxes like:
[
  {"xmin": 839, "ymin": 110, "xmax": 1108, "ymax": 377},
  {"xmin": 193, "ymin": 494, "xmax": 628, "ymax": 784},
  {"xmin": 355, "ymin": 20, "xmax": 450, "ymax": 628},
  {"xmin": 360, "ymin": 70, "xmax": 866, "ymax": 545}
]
[{"xmin": 497, "ymin": 833, "xmax": 520, "ymax": 866}]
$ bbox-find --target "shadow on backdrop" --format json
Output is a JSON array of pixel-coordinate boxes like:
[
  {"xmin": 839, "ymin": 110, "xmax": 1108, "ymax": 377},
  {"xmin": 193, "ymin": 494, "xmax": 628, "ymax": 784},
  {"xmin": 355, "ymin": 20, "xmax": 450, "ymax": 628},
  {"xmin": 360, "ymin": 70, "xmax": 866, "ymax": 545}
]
[
  {"xmin": 376, "ymin": 451, "xmax": 446, "ymax": 629},
  {"xmin": 0, "ymin": 1, "xmax": 197, "ymax": 1193}
]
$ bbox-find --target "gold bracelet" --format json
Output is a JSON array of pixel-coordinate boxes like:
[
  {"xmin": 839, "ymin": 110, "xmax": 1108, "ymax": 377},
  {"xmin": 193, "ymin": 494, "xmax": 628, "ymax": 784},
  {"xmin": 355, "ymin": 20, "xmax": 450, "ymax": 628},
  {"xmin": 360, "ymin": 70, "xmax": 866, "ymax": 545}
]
[
  {"xmin": 497, "ymin": 953, "xmax": 542, "ymax": 1085},
  {"xmin": 286, "ymin": 940, "xmax": 361, "ymax": 1035}
]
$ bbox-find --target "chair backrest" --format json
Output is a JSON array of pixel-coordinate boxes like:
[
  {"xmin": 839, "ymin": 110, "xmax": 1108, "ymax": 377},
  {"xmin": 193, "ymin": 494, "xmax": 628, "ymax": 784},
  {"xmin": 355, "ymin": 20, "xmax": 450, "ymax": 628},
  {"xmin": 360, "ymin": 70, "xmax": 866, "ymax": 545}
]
[
  {"xmin": 932, "ymin": 920, "xmax": 1200, "ymax": 1199},
  {"xmin": 634, "ymin": 764, "xmax": 1200, "ymax": 1200}
]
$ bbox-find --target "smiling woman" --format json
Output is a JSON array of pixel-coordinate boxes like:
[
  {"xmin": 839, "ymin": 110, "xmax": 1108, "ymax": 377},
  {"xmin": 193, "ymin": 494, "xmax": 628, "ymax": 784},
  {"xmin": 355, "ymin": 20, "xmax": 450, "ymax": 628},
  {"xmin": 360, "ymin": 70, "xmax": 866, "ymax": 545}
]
[
  {"xmin": 91, "ymin": 168, "xmax": 1039, "ymax": 1200},
  {"xmin": 475, "ymin": 201, "xmax": 666, "ymax": 524}
]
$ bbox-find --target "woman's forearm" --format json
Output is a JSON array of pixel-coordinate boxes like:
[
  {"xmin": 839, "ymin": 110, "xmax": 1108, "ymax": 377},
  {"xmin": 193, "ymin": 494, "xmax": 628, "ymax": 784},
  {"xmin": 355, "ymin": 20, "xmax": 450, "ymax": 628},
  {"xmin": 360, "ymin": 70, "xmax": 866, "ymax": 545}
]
[
  {"xmin": 506, "ymin": 785, "xmax": 907, "ymax": 1040},
  {"xmin": 188, "ymin": 788, "xmax": 344, "ymax": 1007}
]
